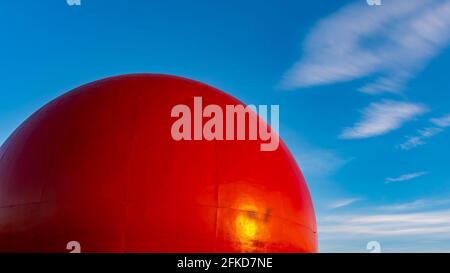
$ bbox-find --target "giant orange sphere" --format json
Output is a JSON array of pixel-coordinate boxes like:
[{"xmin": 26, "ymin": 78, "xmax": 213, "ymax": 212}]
[{"xmin": 0, "ymin": 74, "xmax": 317, "ymax": 252}]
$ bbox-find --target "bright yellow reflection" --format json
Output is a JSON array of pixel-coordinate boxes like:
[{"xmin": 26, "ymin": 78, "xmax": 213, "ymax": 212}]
[
  {"xmin": 234, "ymin": 201, "xmax": 267, "ymax": 252},
  {"xmin": 230, "ymin": 188, "xmax": 269, "ymax": 251},
  {"xmin": 236, "ymin": 214, "xmax": 257, "ymax": 240}
]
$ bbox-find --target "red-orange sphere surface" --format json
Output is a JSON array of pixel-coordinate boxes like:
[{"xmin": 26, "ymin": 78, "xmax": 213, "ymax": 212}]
[{"xmin": 0, "ymin": 74, "xmax": 317, "ymax": 252}]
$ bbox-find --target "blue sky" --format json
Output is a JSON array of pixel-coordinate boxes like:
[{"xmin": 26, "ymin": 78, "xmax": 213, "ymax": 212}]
[{"xmin": 2, "ymin": 0, "xmax": 450, "ymax": 252}]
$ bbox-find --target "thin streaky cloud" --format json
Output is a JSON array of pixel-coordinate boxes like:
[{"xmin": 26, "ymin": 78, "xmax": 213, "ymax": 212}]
[
  {"xmin": 385, "ymin": 171, "xmax": 427, "ymax": 183},
  {"xmin": 430, "ymin": 114, "xmax": 450, "ymax": 127},
  {"xmin": 319, "ymin": 209, "xmax": 450, "ymax": 237},
  {"xmin": 281, "ymin": 129, "xmax": 349, "ymax": 179},
  {"xmin": 378, "ymin": 198, "xmax": 450, "ymax": 211},
  {"xmin": 399, "ymin": 114, "xmax": 450, "ymax": 150},
  {"xmin": 328, "ymin": 198, "xmax": 361, "ymax": 209},
  {"xmin": 340, "ymin": 100, "xmax": 427, "ymax": 139},
  {"xmin": 319, "ymin": 200, "xmax": 450, "ymax": 251},
  {"xmin": 281, "ymin": 0, "xmax": 450, "ymax": 94},
  {"xmin": 295, "ymin": 148, "xmax": 348, "ymax": 179}
]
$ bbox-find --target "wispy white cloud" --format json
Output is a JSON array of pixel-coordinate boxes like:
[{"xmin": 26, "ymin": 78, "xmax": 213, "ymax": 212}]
[
  {"xmin": 340, "ymin": 100, "xmax": 427, "ymax": 139},
  {"xmin": 295, "ymin": 148, "xmax": 348, "ymax": 178},
  {"xmin": 281, "ymin": 0, "xmax": 450, "ymax": 93},
  {"xmin": 385, "ymin": 171, "xmax": 427, "ymax": 183},
  {"xmin": 378, "ymin": 198, "xmax": 450, "ymax": 212},
  {"xmin": 430, "ymin": 114, "xmax": 450, "ymax": 127},
  {"xmin": 320, "ymin": 209, "xmax": 450, "ymax": 237},
  {"xmin": 328, "ymin": 198, "xmax": 361, "ymax": 209},
  {"xmin": 319, "ymin": 198, "xmax": 450, "ymax": 252},
  {"xmin": 281, "ymin": 129, "xmax": 349, "ymax": 178},
  {"xmin": 398, "ymin": 127, "xmax": 443, "ymax": 150},
  {"xmin": 398, "ymin": 114, "xmax": 450, "ymax": 150}
]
